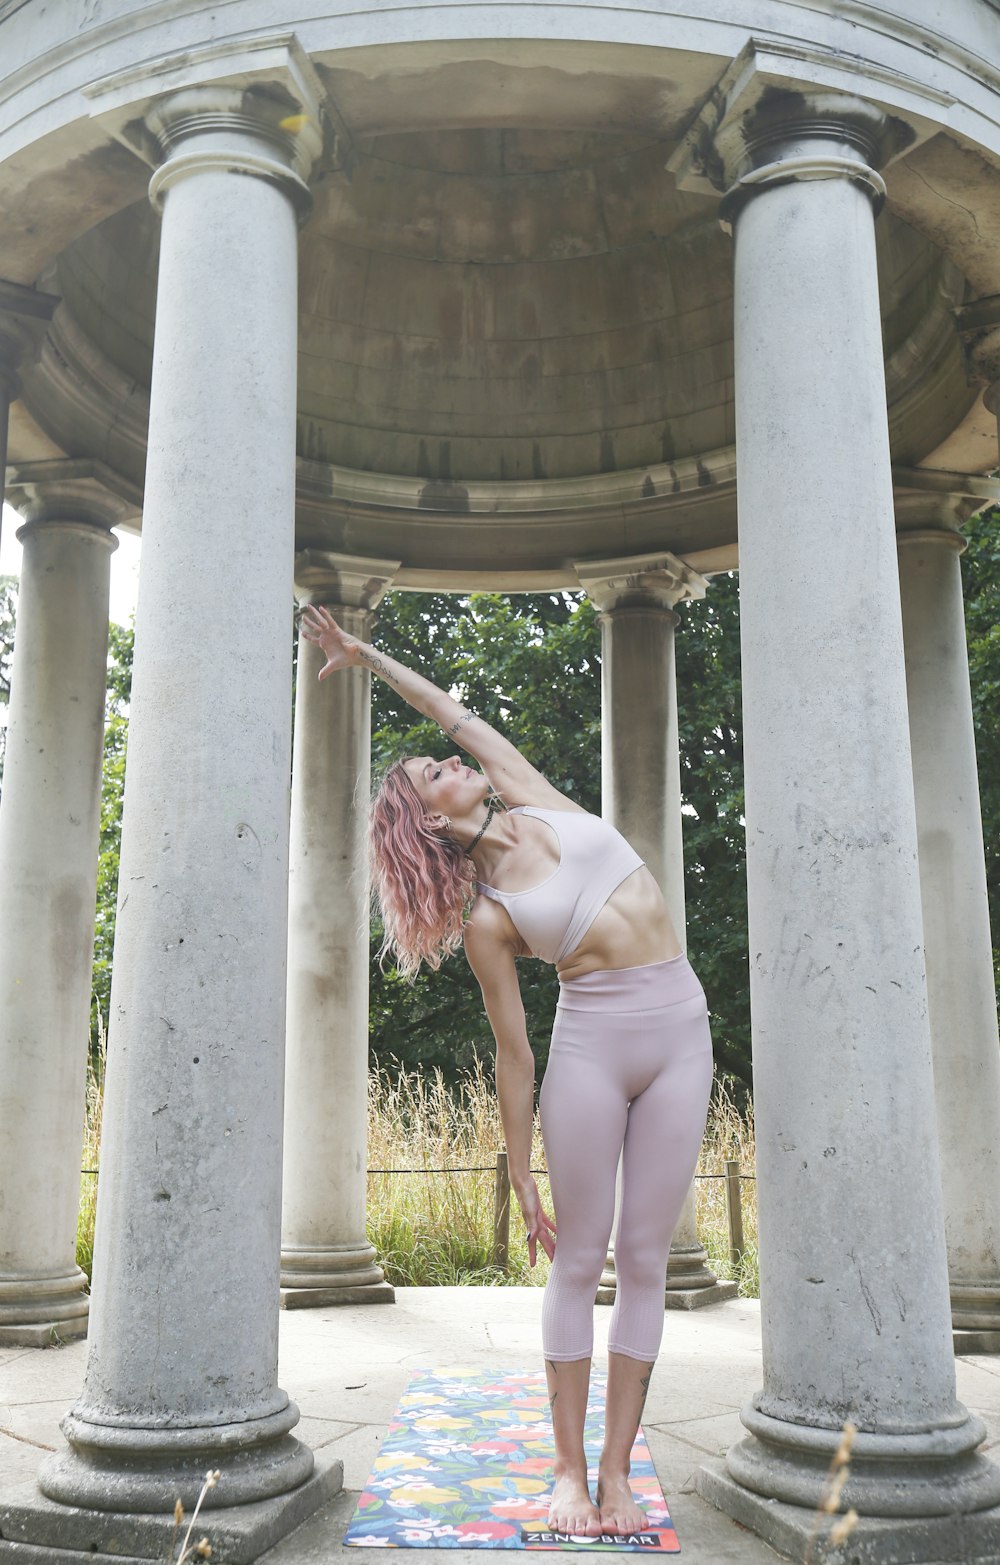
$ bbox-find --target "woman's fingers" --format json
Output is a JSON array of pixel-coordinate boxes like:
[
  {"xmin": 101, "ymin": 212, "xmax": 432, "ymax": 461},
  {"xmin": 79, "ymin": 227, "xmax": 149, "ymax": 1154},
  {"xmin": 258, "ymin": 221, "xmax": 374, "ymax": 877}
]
[{"xmin": 524, "ymin": 1205, "xmax": 557, "ymax": 1267}]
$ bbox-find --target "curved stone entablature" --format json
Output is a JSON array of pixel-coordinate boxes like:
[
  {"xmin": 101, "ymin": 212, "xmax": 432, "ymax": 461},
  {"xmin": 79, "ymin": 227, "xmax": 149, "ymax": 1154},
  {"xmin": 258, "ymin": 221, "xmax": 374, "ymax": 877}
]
[{"xmin": 2, "ymin": 0, "xmax": 1000, "ymax": 587}]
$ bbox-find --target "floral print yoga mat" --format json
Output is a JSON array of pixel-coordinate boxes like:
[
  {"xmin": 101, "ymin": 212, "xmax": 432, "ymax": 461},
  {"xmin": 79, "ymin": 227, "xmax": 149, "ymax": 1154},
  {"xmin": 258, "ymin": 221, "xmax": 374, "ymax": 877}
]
[{"xmin": 343, "ymin": 1366, "xmax": 680, "ymax": 1552}]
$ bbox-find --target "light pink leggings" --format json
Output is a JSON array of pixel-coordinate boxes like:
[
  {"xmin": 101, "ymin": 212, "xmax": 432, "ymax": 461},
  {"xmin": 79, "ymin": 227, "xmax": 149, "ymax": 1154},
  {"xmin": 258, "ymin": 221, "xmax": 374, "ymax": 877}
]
[{"xmin": 538, "ymin": 955, "xmax": 714, "ymax": 1363}]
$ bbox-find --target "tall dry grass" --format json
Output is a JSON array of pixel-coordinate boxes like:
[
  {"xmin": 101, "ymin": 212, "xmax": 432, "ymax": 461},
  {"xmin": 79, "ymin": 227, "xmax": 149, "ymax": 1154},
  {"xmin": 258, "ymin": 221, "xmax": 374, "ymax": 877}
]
[
  {"xmin": 77, "ymin": 1012, "xmax": 105, "ymax": 1283},
  {"xmin": 77, "ymin": 1051, "xmax": 758, "ymax": 1297},
  {"xmin": 365, "ymin": 1061, "xmax": 759, "ymax": 1295}
]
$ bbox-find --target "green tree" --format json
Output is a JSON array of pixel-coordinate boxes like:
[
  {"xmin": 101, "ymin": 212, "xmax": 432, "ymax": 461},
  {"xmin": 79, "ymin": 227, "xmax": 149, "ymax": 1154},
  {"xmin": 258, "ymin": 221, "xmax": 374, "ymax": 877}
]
[
  {"xmin": 90, "ymin": 620, "xmax": 133, "ymax": 1057},
  {"xmin": 962, "ymin": 504, "xmax": 1000, "ymax": 990},
  {"xmin": 674, "ymin": 574, "xmax": 751, "ymax": 1094}
]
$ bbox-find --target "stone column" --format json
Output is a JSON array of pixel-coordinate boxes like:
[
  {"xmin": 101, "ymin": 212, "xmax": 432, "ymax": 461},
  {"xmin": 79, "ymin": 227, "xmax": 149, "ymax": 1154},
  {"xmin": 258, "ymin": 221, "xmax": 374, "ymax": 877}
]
[
  {"xmin": 670, "ymin": 79, "xmax": 1000, "ymax": 1559},
  {"xmin": 0, "ymin": 466, "xmax": 128, "ymax": 1346},
  {"xmin": 32, "ymin": 82, "xmax": 341, "ymax": 1542},
  {"xmin": 576, "ymin": 554, "xmax": 736, "ymax": 1312},
  {"xmin": 896, "ymin": 490, "xmax": 1000, "ymax": 1354},
  {"xmin": 281, "ymin": 551, "xmax": 398, "ymax": 1308}
]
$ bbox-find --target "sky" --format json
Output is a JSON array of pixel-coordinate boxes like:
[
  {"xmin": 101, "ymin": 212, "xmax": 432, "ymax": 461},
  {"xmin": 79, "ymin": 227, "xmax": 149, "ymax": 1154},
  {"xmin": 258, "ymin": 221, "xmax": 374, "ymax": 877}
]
[{"xmin": 1, "ymin": 500, "xmax": 141, "ymax": 625}]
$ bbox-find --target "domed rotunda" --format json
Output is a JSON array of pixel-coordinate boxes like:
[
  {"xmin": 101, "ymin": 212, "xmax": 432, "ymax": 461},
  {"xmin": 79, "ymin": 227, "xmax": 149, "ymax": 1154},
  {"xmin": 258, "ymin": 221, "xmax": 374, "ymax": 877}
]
[{"xmin": 2, "ymin": 3, "xmax": 1000, "ymax": 1560}]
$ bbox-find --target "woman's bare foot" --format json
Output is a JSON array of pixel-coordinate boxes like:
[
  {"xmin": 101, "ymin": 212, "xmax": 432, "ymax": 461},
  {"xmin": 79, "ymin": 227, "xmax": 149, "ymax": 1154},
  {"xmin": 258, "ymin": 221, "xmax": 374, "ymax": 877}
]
[
  {"xmin": 547, "ymin": 1467, "xmax": 603, "ymax": 1536},
  {"xmin": 596, "ymin": 1470, "xmax": 648, "ymax": 1536}
]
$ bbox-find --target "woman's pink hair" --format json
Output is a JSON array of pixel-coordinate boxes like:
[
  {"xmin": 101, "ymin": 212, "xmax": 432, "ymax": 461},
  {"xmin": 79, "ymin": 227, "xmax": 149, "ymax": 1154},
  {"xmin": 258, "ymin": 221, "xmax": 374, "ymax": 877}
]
[{"xmin": 370, "ymin": 759, "xmax": 476, "ymax": 978}]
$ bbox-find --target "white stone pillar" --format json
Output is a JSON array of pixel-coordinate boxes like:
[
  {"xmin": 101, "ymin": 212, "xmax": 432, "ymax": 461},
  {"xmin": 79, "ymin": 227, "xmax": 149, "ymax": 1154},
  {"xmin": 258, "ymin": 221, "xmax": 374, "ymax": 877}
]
[
  {"xmin": 671, "ymin": 82, "xmax": 1000, "ymax": 1556},
  {"xmin": 896, "ymin": 496, "xmax": 1000, "ymax": 1353},
  {"xmin": 281, "ymin": 551, "xmax": 398, "ymax": 1308},
  {"xmin": 0, "ymin": 467, "xmax": 126, "ymax": 1345},
  {"xmin": 577, "ymin": 554, "xmax": 736, "ymax": 1311},
  {"xmin": 36, "ymin": 83, "xmax": 340, "ymax": 1535}
]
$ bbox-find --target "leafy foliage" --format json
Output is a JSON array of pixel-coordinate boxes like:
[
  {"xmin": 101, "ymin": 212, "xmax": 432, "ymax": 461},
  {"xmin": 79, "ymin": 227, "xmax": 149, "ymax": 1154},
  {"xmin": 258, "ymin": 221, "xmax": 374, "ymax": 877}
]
[
  {"xmin": 673, "ymin": 574, "xmax": 751, "ymax": 1093},
  {"xmin": 91, "ymin": 621, "xmax": 133, "ymax": 1054},
  {"xmin": 963, "ymin": 505, "xmax": 1000, "ymax": 986}
]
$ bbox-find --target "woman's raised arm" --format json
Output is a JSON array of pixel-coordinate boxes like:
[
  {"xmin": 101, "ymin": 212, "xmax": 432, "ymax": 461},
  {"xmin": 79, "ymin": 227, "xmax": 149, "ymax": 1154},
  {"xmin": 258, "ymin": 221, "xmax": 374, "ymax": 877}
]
[{"xmin": 300, "ymin": 604, "xmax": 575, "ymax": 809}]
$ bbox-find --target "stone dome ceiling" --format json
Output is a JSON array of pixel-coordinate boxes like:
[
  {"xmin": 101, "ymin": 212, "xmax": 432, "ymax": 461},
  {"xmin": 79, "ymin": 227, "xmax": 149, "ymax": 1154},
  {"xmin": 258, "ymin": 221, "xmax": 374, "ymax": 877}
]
[{"xmin": 41, "ymin": 124, "xmax": 966, "ymax": 500}]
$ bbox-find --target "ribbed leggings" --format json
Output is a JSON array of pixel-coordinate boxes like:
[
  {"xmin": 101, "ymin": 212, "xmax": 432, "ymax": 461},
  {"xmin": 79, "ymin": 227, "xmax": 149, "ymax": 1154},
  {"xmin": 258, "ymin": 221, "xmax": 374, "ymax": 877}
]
[{"xmin": 538, "ymin": 955, "xmax": 714, "ymax": 1363}]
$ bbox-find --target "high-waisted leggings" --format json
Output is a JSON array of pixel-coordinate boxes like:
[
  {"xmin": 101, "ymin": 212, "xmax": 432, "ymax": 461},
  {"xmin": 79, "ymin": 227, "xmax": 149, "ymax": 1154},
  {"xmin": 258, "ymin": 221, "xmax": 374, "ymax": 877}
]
[{"xmin": 538, "ymin": 954, "xmax": 714, "ymax": 1364}]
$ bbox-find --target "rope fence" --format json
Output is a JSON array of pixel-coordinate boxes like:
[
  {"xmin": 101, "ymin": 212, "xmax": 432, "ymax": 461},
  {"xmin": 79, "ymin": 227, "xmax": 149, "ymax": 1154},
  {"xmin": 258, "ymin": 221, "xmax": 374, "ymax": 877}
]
[{"xmin": 81, "ymin": 1151, "xmax": 754, "ymax": 1274}]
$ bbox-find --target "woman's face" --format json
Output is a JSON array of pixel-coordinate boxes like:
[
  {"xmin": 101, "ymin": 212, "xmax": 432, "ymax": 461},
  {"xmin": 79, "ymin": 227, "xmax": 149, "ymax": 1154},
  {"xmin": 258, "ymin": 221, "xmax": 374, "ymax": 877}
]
[{"xmin": 402, "ymin": 754, "xmax": 488, "ymax": 820}]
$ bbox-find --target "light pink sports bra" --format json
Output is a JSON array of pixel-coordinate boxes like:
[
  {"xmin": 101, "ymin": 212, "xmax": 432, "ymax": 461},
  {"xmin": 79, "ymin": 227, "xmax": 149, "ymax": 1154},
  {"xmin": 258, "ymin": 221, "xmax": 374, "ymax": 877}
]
[{"xmin": 476, "ymin": 806, "xmax": 645, "ymax": 965}]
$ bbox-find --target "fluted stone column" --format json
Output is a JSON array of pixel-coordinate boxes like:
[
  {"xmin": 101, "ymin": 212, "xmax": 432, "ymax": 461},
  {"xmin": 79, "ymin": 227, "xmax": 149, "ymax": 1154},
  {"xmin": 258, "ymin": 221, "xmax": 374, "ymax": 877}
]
[
  {"xmin": 23, "ymin": 81, "xmax": 342, "ymax": 1547},
  {"xmin": 0, "ymin": 466, "xmax": 128, "ymax": 1346},
  {"xmin": 577, "ymin": 554, "xmax": 736, "ymax": 1312},
  {"xmin": 671, "ymin": 74, "xmax": 1000, "ymax": 1560},
  {"xmin": 896, "ymin": 492, "xmax": 1000, "ymax": 1354},
  {"xmin": 281, "ymin": 551, "xmax": 398, "ymax": 1308}
]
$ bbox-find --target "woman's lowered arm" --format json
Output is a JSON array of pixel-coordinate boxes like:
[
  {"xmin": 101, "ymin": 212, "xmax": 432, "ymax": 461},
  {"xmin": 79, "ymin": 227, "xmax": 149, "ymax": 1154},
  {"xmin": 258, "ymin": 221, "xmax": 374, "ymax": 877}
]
[{"xmin": 464, "ymin": 905, "xmax": 556, "ymax": 1266}]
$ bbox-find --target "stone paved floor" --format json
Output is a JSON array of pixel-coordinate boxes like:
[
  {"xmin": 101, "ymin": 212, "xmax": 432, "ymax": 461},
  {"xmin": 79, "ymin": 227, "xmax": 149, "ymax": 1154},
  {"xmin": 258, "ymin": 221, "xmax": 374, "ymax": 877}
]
[{"xmin": 3, "ymin": 1290, "xmax": 1000, "ymax": 1562}]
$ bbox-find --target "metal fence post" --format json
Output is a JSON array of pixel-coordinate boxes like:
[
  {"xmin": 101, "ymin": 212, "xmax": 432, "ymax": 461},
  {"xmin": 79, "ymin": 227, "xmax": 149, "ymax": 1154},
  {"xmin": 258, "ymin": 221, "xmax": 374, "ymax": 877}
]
[
  {"xmin": 493, "ymin": 1148, "xmax": 511, "ymax": 1272},
  {"xmin": 724, "ymin": 1158, "xmax": 745, "ymax": 1270}
]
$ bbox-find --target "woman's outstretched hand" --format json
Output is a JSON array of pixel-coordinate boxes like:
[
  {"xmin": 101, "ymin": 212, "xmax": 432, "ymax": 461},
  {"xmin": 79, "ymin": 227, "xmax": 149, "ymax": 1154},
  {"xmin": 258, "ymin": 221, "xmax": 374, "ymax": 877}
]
[
  {"xmin": 518, "ymin": 1177, "xmax": 557, "ymax": 1267},
  {"xmin": 300, "ymin": 604, "xmax": 363, "ymax": 680}
]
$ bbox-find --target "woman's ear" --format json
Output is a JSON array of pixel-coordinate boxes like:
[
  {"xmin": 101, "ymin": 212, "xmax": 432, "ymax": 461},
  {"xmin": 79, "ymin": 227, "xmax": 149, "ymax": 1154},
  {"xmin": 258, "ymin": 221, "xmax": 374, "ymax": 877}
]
[{"xmin": 424, "ymin": 812, "xmax": 453, "ymax": 837}]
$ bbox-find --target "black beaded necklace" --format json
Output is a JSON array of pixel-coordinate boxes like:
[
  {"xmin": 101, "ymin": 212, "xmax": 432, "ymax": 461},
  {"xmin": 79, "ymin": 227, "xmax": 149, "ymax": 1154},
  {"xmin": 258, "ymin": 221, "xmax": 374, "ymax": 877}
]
[{"xmin": 465, "ymin": 794, "xmax": 503, "ymax": 856}]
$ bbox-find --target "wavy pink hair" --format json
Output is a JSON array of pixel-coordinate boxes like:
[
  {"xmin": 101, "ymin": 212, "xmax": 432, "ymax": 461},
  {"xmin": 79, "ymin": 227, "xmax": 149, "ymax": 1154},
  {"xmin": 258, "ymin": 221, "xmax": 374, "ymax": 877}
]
[{"xmin": 369, "ymin": 759, "xmax": 477, "ymax": 978}]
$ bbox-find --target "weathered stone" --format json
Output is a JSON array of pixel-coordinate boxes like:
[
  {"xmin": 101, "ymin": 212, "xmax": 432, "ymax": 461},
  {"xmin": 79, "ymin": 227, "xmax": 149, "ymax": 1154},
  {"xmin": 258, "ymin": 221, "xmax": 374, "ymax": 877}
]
[
  {"xmin": 0, "ymin": 471, "xmax": 124, "ymax": 1349},
  {"xmin": 897, "ymin": 508, "xmax": 1000, "ymax": 1354}
]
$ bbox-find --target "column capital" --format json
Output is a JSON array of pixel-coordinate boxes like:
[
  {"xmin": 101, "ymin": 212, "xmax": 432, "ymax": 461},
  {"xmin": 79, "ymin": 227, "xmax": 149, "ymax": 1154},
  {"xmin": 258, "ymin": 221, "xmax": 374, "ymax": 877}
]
[
  {"xmin": 0, "ymin": 278, "xmax": 59, "ymax": 400},
  {"xmin": 896, "ymin": 527, "xmax": 967, "ymax": 555},
  {"xmin": 667, "ymin": 43, "xmax": 897, "ymax": 224},
  {"xmin": 892, "ymin": 467, "xmax": 998, "ymax": 536},
  {"xmin": 294, "ymin": 549, "xmax": 400, "ymax": 612},
  {"xmin": 5, "ymin": 458, "xmax": 141, "ymax": 532},
  {"xmin": 574, "ymin": 550, "xmax": 707, "ymax": 614},
  {"xmin": 146, "ymin": 81, "xmax": 323, "ymax": 220}
]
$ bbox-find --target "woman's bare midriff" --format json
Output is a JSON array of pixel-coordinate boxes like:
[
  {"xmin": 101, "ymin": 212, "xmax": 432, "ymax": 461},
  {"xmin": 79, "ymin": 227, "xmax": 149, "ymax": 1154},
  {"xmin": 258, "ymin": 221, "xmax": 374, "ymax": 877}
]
[{"xmin": 555, "ymin": 866, "xmax": 683, "ymax": 981}]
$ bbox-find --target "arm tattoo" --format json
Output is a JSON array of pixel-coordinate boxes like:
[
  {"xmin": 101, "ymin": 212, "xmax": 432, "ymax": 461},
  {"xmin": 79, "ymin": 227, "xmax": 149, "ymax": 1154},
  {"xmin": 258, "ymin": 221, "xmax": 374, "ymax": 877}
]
[
  {"xmin": 446, "ymin": 710, "xmax": 475, "ymax": 737},
  {"xmin": 359, "ymin": 650, "xmax": 391, "ymax": 679}
]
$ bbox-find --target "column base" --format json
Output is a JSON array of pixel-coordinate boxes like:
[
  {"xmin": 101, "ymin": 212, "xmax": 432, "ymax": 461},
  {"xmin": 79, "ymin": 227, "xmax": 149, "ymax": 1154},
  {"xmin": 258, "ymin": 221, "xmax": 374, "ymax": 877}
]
[
  {"xmin": 40, "ymin": 1399, "xmax": 313, "ymax": 1513},
  {"xmin": 956, "ymin": 1329, "xmax": 1000, "ymax": 1355},
  {"xmin": 0, "ymin": 1269, "xmax": 91, "ymax": 1347},
  {"xmin": 596, "ymin": 1274, "xmax": 738, "ymax": 1309},
  {"xmin": 0, "ymin": 1447, "xmax": 341, "ymax": 1564},
  {"xmin": 695, "ymin": 1456, "xmax": 1000, "ymax": 1564},
  {"xmin": 282, "ymin": 1281, "xmax": 395, "ymax": 1308},
  {"xmin": 952, "ymin": 1284, "xmax": 1000, "ymax": 1354},
  {"xmin": 0, "ymin": 1317, "xmax": 88, "ymax": 1348},
  {"xmin": 727, "ymin": 1403, "xmax": 1000, "ymax": 1516},
  {"xmin": 664, "ymin": 1279, "xmax": 740, "ymax": 1310},
  {"xmin": 280, "ymin": 1243, "xmax": 395, "ymax": 1307},
  {"xmin": 666, "ymin": 1242, "xmax": 723, "ymax": 1290}
]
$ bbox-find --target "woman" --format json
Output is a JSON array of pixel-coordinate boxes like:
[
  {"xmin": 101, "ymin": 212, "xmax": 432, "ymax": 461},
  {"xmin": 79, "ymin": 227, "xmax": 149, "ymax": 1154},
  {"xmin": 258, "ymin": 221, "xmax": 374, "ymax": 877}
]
[{"xmin": 301, "ymin": 603, "xmax": 715, "ymax": 1540}]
